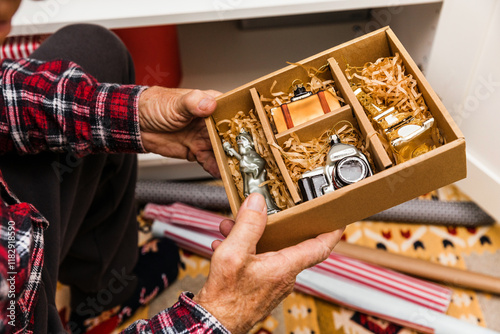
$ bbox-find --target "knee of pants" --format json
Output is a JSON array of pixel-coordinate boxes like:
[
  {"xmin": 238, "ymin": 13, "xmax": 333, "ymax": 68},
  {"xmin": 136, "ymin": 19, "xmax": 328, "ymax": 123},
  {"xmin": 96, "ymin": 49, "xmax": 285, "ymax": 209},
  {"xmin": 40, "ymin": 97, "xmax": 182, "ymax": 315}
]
[
  {"xmin": 54, "ymin": 23, "xmax": 128, "ymax": 56},
  {"xmin": 32, "ymin": 23, "xmax": 135, "ymax": 84}
]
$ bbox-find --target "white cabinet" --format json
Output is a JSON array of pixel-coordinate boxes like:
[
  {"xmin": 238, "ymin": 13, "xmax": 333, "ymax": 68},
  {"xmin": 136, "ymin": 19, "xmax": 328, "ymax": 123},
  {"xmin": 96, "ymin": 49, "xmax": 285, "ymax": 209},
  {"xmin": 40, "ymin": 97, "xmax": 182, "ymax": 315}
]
[
  {"xmin": 10, "ymin": 0, "xmax": 441, "ymax": 35},
  {"xmin": 426, "ymin": 0, "xmax": 500, "ymax": 221}
]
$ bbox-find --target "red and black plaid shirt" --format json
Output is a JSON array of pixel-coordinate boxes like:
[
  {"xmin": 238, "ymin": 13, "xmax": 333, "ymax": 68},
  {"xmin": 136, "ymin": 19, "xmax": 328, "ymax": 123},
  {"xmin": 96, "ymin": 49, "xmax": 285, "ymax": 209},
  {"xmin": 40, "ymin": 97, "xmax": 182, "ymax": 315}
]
[{"xmin": 0, "ymin": 58, "xmax": 228, "ymax": 334}]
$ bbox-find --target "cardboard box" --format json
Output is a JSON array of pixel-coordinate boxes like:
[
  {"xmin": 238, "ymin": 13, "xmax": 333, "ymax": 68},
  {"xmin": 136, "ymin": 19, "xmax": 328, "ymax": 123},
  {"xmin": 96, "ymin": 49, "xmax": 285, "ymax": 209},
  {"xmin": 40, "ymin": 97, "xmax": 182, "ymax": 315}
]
[{"xmin": 206, "ymin": 27, "xmax": 466, "ymax": 252}]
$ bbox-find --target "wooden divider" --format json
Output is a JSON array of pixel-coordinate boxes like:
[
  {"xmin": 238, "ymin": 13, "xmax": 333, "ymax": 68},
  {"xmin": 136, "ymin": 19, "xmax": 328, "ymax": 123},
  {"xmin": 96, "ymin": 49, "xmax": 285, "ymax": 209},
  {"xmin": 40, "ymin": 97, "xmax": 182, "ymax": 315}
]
[
  {"xmin": 249, "ymin": 87, "xmax": 302, "ymax": 204},
  {"xmin": 327, "ymin": 57, "xmax": 393, "ymax": 171},
  {"xmin": 274, "ymin": 104, "xmax": 352, "ymax": 145}
]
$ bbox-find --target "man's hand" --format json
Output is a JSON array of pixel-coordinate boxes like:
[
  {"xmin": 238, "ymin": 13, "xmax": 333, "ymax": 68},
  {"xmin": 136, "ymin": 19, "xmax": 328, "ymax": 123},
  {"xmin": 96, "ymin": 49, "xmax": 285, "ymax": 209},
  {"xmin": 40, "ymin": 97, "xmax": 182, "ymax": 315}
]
[
  {"xmin": 193, "ymin": 193, "xmax": 344, "ymax": 334},
  {"xmin": 138, "ymin": 86, "xmax": 221, "ymax": 177}
]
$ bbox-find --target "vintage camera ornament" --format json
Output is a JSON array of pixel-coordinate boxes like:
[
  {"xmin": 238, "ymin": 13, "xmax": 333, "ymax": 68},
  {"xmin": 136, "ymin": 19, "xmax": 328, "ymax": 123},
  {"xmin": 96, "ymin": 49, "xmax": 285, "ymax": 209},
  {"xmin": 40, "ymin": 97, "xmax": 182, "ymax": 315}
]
[{"xmin": 298, "ymin": 135, "xmax": 373, "ymax": 202}]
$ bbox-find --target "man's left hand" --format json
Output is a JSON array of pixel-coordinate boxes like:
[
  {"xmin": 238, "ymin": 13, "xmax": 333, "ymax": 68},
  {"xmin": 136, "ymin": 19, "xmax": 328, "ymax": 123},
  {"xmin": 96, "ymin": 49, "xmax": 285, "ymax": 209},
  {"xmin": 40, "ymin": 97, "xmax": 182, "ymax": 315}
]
[{"xmin": 138, "ymin": 86, "xmax": 221, "ymax": 178}]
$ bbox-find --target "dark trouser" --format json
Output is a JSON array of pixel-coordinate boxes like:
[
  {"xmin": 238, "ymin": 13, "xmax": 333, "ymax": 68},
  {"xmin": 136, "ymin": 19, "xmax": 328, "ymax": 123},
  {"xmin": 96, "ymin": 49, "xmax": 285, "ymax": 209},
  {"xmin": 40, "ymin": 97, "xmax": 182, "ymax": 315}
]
[{"xmin": 0, "ymin": 24, "xmax": 139, "ymax": 333}]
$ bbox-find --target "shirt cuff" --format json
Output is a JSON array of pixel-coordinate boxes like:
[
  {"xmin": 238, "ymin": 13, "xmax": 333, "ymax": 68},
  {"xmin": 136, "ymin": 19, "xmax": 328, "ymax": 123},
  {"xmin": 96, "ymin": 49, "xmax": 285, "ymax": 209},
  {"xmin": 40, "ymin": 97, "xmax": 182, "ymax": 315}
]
[
  {"xmin": 178, "ymin": 292, "xmax": 230, "ymax": 333},
  {"xmin": 121, "ymin": 292, "xmax": 231, "ymax": 333},
  {"xmin": 90, "ymin": 84, "xmax": 149, "ymax": 155}
]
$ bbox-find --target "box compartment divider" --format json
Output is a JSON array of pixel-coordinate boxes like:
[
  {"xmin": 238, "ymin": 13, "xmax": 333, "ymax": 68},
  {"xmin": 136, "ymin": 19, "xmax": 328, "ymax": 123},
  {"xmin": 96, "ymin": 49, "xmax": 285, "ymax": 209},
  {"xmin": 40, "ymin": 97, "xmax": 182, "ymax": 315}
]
[
  {"xmin": 250, "ymin": 87, "xmax": 302, "ymax": 204},
  {"xmin": 274, "ymin": 104, "xmax": 351, "ymax": 145},
  {"xmin": 385, "ymin": 29, "xmax": 463, "ymax": 143},
  {"xmin": 327, "ymin": 57, "xmax": 393, "ymax": 171}
]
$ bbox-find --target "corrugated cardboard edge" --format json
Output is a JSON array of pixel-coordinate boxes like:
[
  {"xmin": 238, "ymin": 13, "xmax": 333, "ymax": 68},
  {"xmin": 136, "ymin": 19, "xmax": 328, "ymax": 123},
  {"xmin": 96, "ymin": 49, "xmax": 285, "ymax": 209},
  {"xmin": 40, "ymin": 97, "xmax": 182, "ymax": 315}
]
[
  {"xmin": 385, "ymin": 29, "xmax": 465, "ymax": 141},
  {"xmin": 327, "ymin": 56, "xmax": 394, "ymax": 170},
  {"xmin": 249, "ymin": 88, "xmax": 302, "ymax": 203}
]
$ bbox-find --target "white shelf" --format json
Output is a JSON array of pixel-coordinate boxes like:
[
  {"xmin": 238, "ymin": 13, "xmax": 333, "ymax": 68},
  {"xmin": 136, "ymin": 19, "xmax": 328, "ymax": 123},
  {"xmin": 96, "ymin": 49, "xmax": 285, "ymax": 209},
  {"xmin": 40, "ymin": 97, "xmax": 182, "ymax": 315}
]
[
  {"xmin": 177, "ymin": 4, "xmax": 441, "ymax": 93},
  {"xmin": 426, "ymin": 0, "xmax": 500, "ymax": 221},
  {"xmin": 10, "ymin": 0, "xmax": 441, "ymax": 36},
  {"xmin": 137, "ymin": 153, "xmax": 211, "ymax": 180}
]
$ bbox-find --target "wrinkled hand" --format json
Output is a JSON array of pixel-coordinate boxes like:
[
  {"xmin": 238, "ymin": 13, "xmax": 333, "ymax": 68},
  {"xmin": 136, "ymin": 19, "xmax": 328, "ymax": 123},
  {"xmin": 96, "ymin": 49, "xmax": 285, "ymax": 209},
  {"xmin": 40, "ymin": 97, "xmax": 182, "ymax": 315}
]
[
  {"xmin": 138, "ymin": 86, "xmax": 222, "ymax": 177},
  {"xmin": 193, "ymin": 193, "xmax": 344, "ymax": 334}
]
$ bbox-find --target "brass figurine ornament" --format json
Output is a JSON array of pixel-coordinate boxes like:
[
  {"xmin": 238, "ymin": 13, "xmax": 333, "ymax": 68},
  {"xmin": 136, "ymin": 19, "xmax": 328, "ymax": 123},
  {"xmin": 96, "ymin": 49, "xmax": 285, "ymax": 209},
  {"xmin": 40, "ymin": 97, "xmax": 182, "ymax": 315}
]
[{"xmin": 222, "ymin": 129, "xmax": 280, "ymax": 215}]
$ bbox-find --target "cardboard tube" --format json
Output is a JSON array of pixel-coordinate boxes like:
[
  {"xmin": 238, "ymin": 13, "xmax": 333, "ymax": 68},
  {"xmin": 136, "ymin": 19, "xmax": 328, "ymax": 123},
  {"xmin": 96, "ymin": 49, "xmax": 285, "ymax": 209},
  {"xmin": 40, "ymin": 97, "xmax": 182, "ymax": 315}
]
[{"xmin": 334, "ymin": 241, "xmax": 500, "ymax": 295}]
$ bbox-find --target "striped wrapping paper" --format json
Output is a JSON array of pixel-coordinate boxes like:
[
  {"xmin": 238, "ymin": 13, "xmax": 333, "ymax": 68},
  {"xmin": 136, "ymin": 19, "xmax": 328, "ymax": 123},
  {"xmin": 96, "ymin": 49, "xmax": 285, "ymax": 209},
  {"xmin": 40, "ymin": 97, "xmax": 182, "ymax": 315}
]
[
  {"xmin": 294, "ymin": 270, "xmax": 499, "ymax": 334},
  {"xmin": 146, "ymin": 202, "xmax": 500, "ymax": 334},
  {"xmin": 1, "ymin": 35, "xmax": 43, "ymax": 60},
  {"xmin": 314, "ymin": 253, "xmax": 451, "ymax": 313},
  {"xmin": 145, "ymin": 202, "xmax": 223, "ymax": 232},
  {"xmin": 146, "ymin": 203, "xmax": 225, "ymax": 257},
  {"xmin": 145, "ymin": 202, "xmax": 451, "ymax": 312}
]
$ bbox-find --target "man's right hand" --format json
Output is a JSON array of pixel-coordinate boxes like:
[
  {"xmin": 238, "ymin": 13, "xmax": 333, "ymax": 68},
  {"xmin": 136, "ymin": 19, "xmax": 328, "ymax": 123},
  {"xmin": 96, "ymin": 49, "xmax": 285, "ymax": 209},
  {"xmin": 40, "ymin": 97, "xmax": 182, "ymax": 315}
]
[{"xmin": 193, "ymin": 193, "xmax": 344, "ymax": 334}]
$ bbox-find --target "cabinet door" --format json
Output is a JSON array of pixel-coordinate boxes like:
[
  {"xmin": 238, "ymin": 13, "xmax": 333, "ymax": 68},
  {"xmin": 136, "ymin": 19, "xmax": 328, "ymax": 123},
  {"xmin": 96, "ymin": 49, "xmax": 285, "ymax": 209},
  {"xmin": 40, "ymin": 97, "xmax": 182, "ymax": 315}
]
[{"xmin": 426, "ymin": 0, "xmax": 500, "ymax": 220}]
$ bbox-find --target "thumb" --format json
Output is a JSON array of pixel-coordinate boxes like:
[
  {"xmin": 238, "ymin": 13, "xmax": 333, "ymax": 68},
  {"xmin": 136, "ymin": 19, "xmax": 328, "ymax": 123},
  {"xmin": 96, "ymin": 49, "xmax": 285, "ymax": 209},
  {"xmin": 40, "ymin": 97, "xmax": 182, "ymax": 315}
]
[
  {"xmin": 222, "ymin": 193, "xmax": 268, "ymax": 255},
  {"xmin": 139, "ymin": 87, "xmax": 220, "ymax": 134},
  {"xmin": 174, "ymin": 89, "xmax": 217, "ymax": 120}
]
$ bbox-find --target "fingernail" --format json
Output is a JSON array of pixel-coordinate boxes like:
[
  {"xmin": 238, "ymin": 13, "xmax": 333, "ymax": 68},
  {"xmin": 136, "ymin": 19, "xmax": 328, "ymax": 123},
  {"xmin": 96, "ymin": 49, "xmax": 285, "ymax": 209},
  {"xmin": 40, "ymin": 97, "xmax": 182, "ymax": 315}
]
[
  {"xmin": 246, "ymin": 194, "xmax": 265, "ymax": 213},
  {"xmin": 198, "ymin": 97, "xmax": 214, "ymax": 111}
]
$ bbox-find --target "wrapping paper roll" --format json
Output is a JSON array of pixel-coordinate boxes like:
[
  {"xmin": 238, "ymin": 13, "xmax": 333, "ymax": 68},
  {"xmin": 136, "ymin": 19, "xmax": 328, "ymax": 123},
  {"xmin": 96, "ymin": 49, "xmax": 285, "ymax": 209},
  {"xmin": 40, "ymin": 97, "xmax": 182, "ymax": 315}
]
[
  {"xmin": 367, "ymin": 198, "xmax": 495, "ymax": 226},
  {"xmin": 137, "ymin": 180, "xmax": 494, "ymax": 226},
  {"xmin": 1, "ymin": 35, "xmax": 43, "ymax": 60},
  {"xmin": 145, "ymin": 202, "xmax": 225, "ymax": 234},
  {"xmin": 295, "ymin": 270, "xmax": 498, "ymax": 334},
  {"xmin": 146, "ymin": 202, "xmax": 452, "ymax": 311},
  {"xmin": 143, "ymin": 202, "xmax": 500, "ymax": 333},
  {"xmin": 136, "ymin": 180, "xmax": 230, "ymax": 211}
]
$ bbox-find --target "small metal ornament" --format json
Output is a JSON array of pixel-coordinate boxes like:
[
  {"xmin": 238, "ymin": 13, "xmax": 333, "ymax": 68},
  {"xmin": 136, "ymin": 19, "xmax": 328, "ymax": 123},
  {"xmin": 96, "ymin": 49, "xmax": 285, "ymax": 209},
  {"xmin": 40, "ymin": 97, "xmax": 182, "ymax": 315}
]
[{"xmin": 222, "ymin": 128, "xmax": 280, "ymax": 215}]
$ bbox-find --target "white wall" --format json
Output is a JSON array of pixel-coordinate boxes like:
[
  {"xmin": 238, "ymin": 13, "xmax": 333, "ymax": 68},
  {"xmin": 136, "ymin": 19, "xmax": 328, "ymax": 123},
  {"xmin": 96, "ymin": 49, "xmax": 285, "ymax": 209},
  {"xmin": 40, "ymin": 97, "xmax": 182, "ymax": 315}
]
[{"xmin": 426, "ymin": 0, "xmax": 500, "ymax": 220}]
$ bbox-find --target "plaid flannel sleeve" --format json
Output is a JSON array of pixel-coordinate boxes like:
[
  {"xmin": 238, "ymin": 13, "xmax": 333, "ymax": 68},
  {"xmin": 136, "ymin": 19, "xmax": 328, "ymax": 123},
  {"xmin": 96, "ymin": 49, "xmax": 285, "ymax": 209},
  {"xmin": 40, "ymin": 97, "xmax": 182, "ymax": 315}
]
[
  {"xmin": 121, "ymin": 292, "xmax": 230, "ymax": 334},
  {"xmin": 0, "ymin": 58, "xmax": 148, "ymax": 156}
]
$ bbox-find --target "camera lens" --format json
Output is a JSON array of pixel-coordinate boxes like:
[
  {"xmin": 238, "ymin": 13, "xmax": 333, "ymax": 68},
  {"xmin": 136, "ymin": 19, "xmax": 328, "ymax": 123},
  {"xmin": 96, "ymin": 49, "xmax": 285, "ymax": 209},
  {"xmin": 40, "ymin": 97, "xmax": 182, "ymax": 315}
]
[{"xmin": 335, "ymin": 157, "xmax": 368, "ymax": 186}]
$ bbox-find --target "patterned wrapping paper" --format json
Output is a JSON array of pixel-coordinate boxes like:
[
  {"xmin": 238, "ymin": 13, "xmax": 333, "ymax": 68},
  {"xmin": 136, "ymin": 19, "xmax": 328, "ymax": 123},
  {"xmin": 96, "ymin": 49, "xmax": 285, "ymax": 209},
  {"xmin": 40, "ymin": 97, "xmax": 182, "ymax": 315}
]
[
  {"xmin": 340, "ymin": 221, "xmax": 500, "ymax": 331},
  {"xmin": 150, "ymin": 216, "xmax": 454, "ymax": 315},
  {"xmin": 145, "ymin": 202, "xmax": 500, "ymax": 333},
  {"xmin": 140, "ymin": 195, "xmax": 500, "ymax": 334},
  {"xmin": 136, "ymin": 180, "xmax": 231, "ymax": 211},
  {"xmin": 310, "ymin": 254, "xmax": 452, "ymax": 313},
  {"xmin": 145, "ymin": 202, "xmax": 225, "ymax": 233},
  {"xmin": 119, "ymin": 239, "xmax": 498, "ymax": 334},
  {"xmin": 111, "ymin": 224, "xmax": 500, "ymax": 333},
  {"xmin": 368, "ymin": 199, "xmax": 495, "ymax": 226}
]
